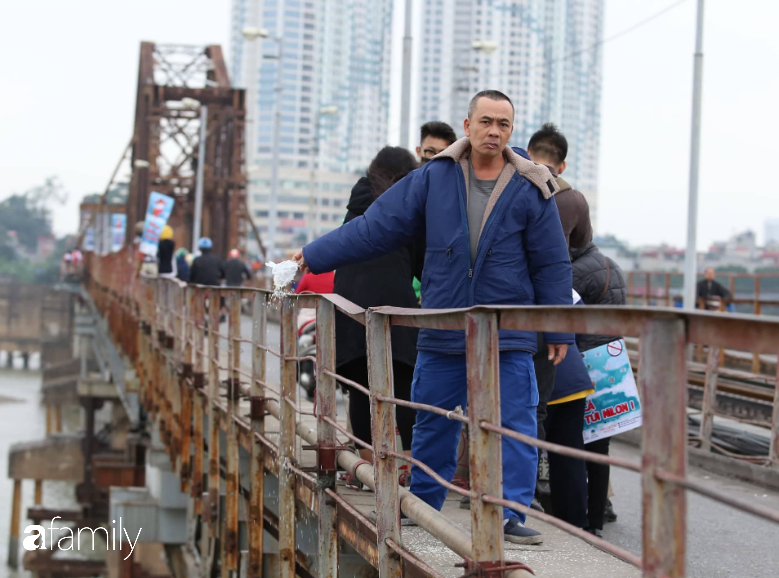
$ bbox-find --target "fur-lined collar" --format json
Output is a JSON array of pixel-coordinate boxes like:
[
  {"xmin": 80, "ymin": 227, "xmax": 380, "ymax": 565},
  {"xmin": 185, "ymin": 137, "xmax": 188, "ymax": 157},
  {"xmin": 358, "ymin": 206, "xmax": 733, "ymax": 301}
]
[{"xmin": 433, "ymin": 137, "xmax": 559, "ymax": 199}]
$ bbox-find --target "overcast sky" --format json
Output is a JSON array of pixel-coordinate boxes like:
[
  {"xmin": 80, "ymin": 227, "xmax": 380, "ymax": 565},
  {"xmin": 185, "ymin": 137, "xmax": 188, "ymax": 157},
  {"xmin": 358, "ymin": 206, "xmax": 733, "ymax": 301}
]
[{"xmin": 1, "ymin": 0, "xmax": 777, "ymax": 250}]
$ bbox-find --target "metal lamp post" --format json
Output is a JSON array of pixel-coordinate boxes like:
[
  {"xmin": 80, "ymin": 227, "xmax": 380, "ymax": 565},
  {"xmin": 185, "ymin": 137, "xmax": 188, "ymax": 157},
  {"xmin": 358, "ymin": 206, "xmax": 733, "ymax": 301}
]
[
  {"xmin": 181, "ymin": 97, "xmax": 206, "ymax": 253},
  {"xmin": 683, "ymin": 0, "xmax": 706, "ymax": 310},
  {"xmin": 242, "ymin": 27, "xmax": 283, "ymax": 262}
]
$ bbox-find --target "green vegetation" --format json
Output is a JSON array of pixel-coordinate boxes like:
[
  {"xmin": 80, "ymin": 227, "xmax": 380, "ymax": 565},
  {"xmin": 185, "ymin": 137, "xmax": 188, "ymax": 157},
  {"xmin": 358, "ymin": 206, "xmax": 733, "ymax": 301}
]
[{"xmin": 0, "ymin": 176, "xmax": 68, "ymax": 283}]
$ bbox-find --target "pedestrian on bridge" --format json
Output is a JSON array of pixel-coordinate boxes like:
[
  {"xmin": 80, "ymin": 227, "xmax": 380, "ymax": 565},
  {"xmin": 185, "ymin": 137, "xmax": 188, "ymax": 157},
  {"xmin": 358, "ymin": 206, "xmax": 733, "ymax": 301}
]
[
  {"xmin": 294, "ymin": 90, "xmax": 574, "ymax": 545},
  {"xmin": 524, "ymin": 123, "xmax": 593, "ymax": 511},
  {"xmin": 189, "ymin": 237, "xmax": 226, "ymax": 321},
  {"xmin": 525, "ymin": 123, "xmax": 593, "ymax": 442},
  {"xmin": 331, "ymin": 146, "xmax": 423, "ymax": 490},
  {"xmin": 157, "ymin": 225, "xmax": 177, "ymax": 279},
  {"xmin": 224, "ymin": 249, "xmax": 252, "ymax": 287},
  {"xmin": 570, "ymin": 242, "xmax": 627, "ymax": 534},
  {"xmin": 542, "ymin": 290, "xmax": 592, "ymax": 532},
  {"xmin": 696, "ymin": 267, "xmax": 732, "ymax": 311},
  {"xmin": 189, "ymin": 237, "xmax": 225, "ymax": 287}
]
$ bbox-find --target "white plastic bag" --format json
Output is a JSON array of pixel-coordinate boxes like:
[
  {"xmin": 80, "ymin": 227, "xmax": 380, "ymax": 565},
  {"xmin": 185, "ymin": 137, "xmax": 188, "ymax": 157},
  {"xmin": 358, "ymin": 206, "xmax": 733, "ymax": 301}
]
[{"xmin": 266, "ymin": 260, "xmax": 299, "ymax": 297}]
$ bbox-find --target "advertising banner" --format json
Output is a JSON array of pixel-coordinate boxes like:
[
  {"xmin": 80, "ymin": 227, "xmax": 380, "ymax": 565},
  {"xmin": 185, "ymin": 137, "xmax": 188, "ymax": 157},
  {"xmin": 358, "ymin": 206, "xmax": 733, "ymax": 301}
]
[
  {"xmin": 582, "ymin": 339, "xmax": 642, "ymax": 443},
  {"xmin": 138, "ymin": 192, "xmax": 174, "ymax": 256}
]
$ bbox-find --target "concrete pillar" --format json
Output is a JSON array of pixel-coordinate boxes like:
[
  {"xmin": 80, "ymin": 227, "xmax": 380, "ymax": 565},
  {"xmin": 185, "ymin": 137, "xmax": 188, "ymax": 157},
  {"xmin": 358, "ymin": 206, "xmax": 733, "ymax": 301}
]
[
  {"xmin": 21, "ymin": 352, "xmax": 29, "ymax": 370},
  {"xmin": 6, "ymin": 351, "xmax": 13, "ymax": 369}
]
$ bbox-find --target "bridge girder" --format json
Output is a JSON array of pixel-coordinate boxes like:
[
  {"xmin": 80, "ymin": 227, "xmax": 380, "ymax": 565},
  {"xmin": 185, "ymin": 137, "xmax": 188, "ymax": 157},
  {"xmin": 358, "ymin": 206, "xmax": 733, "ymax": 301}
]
[{"xmin": 126, "ymin": 42, "xmax": 248, "ymax": 257}]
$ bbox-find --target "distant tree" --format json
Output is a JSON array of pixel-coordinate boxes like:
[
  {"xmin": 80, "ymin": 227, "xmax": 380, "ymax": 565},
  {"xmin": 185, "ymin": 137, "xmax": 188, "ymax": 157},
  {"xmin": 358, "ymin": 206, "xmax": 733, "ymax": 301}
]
[
  {"xmin": 0, "ymin": 176, "xmax": 67, "ymax": 253},
  {"xmin": 0, "ymin": 176, "xmax": 68, "ymax": 283}
]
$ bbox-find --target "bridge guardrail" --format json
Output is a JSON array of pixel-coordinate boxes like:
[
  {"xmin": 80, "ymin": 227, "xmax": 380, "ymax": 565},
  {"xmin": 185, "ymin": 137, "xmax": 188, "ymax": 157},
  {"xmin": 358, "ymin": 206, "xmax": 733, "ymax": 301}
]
[{"xmin": 84, "ymin": 249, "xmax": 779, "ymax": 578}]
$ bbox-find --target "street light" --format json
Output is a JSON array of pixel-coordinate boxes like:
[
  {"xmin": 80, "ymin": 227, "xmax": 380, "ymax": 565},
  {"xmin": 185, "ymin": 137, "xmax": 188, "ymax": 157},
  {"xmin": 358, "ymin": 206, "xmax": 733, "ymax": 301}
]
[
  {"xmin": 307, "ymin": 106, "xmax": 339, "ymax": 244},
  {"xmin": 454, "ymin": 43, "xmax": 499, "ymax": 95},
  {"xmin": 471, "ymin": 40, "xmax": 498, "ymax": 54},
  {"xmin": 242, "ymin": 26, "xmax": 269, "ymax": 41},
  {"xmin": 683, "ymin": 0, "xmax": 706, "ymax": 311},
  {"xmin": 242, "ymin": 26, "xmax": 282, "ymax": 262}
]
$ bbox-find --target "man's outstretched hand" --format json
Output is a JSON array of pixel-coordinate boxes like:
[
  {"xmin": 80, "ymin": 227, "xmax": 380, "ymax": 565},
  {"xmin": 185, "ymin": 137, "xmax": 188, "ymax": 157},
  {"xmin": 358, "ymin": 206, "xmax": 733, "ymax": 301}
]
[
  {"xmin": 547, "ymin": 343, "xmax": 569, "ymax": 366},
  {"xmin": 292, "ymin": 250, "xmax": 310, "ymax": 274}
]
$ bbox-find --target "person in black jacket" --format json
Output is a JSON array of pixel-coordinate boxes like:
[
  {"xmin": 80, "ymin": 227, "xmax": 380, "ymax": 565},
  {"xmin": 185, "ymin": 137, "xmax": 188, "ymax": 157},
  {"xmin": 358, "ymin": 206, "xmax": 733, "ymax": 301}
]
[
  {"xmin": 570, "ymin": 241, "xmax": 627, "ymax": 535},
  {"xmin": 189, "ymin": 237, "xmax": 224, "ymax": 287},
  {"xmin": 224, "ymin": 249, "xmax": 252, "ymax": 287},
  {"xmin": 334, "ymin": 146, "xmax": 423, "ymax": 480},
  {"xmin": 696, "ymin": 268, "xmax": 732, "ymax": 310},
  {"xmin": 157, "ymin": 225, "xmax": 177, "ymax": 278}
]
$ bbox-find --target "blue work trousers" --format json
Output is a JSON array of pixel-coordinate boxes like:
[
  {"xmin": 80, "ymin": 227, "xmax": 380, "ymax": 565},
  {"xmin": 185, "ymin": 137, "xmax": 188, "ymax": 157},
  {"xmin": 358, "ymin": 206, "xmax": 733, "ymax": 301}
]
[{"xmin": 410, "ymin": 350, "xmax": 539, "ymax": 522}]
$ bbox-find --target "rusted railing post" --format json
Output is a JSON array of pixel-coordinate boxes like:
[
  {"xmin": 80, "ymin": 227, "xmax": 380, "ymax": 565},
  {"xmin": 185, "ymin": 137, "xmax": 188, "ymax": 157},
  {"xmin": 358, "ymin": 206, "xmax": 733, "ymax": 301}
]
[
  {"xmin": 180, "ymin": 286, "xmax": 194, "ymax": 493},
  {"xmin": 700, "ymin": 346, "xmax": 720, "ymax": 452},
  {"xmin": 770, "ymin": 356, "xmax": 779, "ymax": 469},
  {"xmin": 627, "ymin": 272, "xmax": 634, "ymax": 306},
  {"xmin": 7, "ymin": 479, "xmax": 21, "ymax": 567},
  {"xmin": 640, "ymin": 318, "xmax": 687, "ymax": 578},
  {"xmin": 170, "ymin": 282, "xmax": 183, "ymax": 470},
  {"xmin": 278, "ymin": 295, "xmax": 298, "ymax": 578},
  {"xmin": 752, "ymin": 277, "xmax": 762, "ymax": 373},
  {"xmin": 316, "ymin": 298, "xmax": 338, "ymax": 578},
  {"xmin": 645, "ymin": 273, "xmax": 651, "ymax": 307},
  {"xmin": 225, "ymin": 291, "xmax": 241, "ymax": 572},
  {"xmin": 248, "ymin": 292, "xmax": 267, "ymax": 578},
  {"xmin": 465, "ymin": 311, "xmax": 504, "ymax": 567},
  {"xmin": 367, "ymin": 310, "xmax": 401, "ymax": 578},
  {"xmin": 192, "ymin": 288, "xmax": 206, "ymax": 516},
  {"xmin": 664, "ymin": 274, "xmax": 671, "ymax": 306},
  {"xmin": 207, "ymin": 289, "xmax": 221, "ymax": 531}
]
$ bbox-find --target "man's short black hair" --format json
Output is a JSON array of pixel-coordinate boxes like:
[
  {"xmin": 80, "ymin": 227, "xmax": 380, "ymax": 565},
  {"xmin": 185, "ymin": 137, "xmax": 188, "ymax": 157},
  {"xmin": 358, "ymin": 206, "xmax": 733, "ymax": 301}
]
[
  {"xmin": 420, "ymin": 121, "xmax": 457, "ymax": 145},
  {"xmin": 467, "ymin": 90, "xmax": 514, "ymax": 119},
  {"xmin": 528, "ymin": 123, "xmax": 568, "ymax": 165}
]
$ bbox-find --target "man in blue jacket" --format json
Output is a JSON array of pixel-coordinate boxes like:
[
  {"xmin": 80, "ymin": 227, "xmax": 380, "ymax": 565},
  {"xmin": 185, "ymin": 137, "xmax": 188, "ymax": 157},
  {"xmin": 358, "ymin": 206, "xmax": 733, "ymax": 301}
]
[{"xmin": 294, "ymin": 90, "xmax": 573, "ymax": 545}]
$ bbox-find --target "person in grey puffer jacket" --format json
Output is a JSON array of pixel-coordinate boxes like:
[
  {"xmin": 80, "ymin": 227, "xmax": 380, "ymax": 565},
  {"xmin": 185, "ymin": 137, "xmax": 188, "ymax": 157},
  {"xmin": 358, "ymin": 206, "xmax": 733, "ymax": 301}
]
[
  {"xmin": 570, "ymin": 242, "xmax": 627, "ymax": 352},
  {"xmin": 569, "ymin": 241, "xmax": 627, "ymax": 535}
]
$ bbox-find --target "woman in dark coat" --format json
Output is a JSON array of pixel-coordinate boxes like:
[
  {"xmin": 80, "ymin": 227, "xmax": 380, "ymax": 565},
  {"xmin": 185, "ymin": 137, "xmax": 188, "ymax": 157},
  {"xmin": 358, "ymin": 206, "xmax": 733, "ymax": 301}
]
[
  {"xmin": 570, "ymin": 242, "xmax": 627, "ymax": 535},
  {"xmin": 334, "ymin": 146, "xmax": 423, "ymax": 478}
]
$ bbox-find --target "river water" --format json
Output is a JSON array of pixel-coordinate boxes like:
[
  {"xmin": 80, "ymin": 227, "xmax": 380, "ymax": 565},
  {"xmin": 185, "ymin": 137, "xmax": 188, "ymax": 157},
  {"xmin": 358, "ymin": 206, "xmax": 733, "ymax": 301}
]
[{"xmin": 0, "ymin": 355, "xmax": 79, "ymax": 578}]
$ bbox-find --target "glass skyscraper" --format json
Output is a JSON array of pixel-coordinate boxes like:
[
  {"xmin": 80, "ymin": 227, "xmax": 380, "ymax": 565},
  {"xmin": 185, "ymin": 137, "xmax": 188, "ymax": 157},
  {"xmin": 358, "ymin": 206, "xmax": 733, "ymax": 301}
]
[
  {"xmin": 230, "ymin": 0, "xmax": 394, "ymax": 252},
  {"xmin": 417, "ymin": 0, "xmax": 604, "ymax": 226}
]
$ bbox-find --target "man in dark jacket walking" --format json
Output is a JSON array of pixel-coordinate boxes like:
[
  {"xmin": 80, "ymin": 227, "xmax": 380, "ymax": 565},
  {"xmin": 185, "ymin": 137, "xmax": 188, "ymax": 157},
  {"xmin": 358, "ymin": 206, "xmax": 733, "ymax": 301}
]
[
  {"xmin": 522, "ymin": 123, "xmax": 592, "ymax": 439},
  {"xmin": 223, "ymin": 249, "xmax": 252, "ymax": 287},
  {"xmin": 189, "ymin": 238, "xmax": 224, "ymax": 287},
  {"xmin": 295, "ymin": 90, "xmax": 573, "ymax": 544}
]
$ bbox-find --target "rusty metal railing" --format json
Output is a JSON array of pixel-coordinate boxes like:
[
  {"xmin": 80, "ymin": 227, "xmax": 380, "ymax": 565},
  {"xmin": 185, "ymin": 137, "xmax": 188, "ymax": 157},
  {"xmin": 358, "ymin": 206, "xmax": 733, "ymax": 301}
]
[
  {"xmin": 626, "ymin": 270, "xmax": 779, "ymax": 374},
  {"xmin": 84, "ymin": 249, "xmax": 779, "ymax": 578}
]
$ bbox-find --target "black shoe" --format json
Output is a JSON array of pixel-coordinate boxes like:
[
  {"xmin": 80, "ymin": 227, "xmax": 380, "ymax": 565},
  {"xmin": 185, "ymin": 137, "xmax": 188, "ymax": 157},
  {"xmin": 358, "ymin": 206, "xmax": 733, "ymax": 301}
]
[
  {"xmin": 530, "ymin": 497, "xmax": 544, "ymax": 513},
  {"xmin": 586, "ymin": 527, "xmax": 603, "ymax": 538},
  {"xmin": 604, "ymin": 499, "xmax": 617, "ymax": 523},
  {"xmin": 503, "ymin": 517, "xmax": 543, "ymax": 545},
  {"xmin": 459, "ymin": 495, "xmax": 471, "ymax": 510}
]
